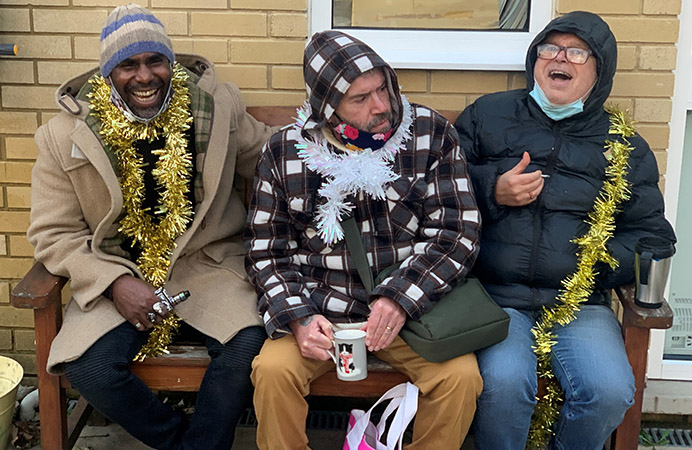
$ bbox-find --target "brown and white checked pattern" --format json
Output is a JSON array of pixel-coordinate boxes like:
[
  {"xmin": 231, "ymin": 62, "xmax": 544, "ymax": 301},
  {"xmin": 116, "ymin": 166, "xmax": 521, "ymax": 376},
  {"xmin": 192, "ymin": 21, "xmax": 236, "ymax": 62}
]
[
  {"xmin": 245, "ymin": 103, "xmax": 481, "ymax": 338},
  {"xmin": 302, "ymin": 30, "xmax": 402, "ymax": 130}
]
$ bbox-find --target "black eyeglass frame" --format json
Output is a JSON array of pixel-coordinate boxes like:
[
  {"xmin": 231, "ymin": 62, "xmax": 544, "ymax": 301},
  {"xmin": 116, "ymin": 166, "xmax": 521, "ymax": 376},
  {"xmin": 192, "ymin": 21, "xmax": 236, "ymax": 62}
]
[{"xmin": 536, "ymin": 43, "xmax": 593, "ymax": 65}]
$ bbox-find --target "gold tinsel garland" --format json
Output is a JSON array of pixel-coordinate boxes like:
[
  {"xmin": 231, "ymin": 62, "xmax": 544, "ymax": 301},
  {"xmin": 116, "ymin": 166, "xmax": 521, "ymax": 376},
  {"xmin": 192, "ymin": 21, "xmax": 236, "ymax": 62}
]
[
  {"xmin": 88, "ymin": 63, "xmax": 194, "ymax": 361},
  {"xmin": 526, "ymin": 105, "xmax": 636, "ymax": 449}
]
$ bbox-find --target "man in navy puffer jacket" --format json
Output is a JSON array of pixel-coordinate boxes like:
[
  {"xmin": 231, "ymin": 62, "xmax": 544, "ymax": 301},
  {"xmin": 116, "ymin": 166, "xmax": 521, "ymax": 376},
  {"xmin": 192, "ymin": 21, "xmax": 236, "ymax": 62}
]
[{"xmin": 455, "ymin": 11, "xmax": 676, "ymax": 450}]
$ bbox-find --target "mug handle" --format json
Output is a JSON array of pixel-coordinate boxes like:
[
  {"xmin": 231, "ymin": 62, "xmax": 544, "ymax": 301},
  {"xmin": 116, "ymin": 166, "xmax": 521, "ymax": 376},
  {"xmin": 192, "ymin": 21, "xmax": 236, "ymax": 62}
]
[
  {"xmin": 326, "ymin": 339, "xmax": 339, "ymax": 366},
  {"xmin": 640, "ymin": 250, "xmax": 653, "ymax": 285}
]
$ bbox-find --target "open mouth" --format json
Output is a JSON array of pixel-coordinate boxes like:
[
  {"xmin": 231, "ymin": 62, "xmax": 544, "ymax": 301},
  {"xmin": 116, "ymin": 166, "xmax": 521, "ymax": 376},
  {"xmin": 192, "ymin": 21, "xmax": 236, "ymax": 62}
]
[
  {"xmin": 131, "ymin": 88, "xmax": 160, "ymax": 104},
  {"xmin": 549, "ymin": 70, "xmax": 573, "ymax": 81}
]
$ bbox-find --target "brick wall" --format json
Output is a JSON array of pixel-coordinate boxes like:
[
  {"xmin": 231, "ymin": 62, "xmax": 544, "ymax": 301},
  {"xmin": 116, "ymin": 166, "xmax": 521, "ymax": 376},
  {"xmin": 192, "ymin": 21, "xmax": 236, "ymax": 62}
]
[{"xmin": 0, "ymin": 0, "xmax": 681, "ymax": 379}]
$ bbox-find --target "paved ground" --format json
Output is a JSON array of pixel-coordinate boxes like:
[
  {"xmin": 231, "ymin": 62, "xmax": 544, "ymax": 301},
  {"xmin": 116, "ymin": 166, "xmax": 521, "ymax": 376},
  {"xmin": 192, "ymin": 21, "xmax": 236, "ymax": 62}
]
[
  {"xmin": 60, "ymin": 424, "xmax": 692, "ymax": 450},
  {"xmin": 72, "ymin": 423, "xmax": 479, "ymax": 450},
  {"xmin": 10, "ymin": 421, "xmax": 691, "ymax": 449},
  {"xmin": 9, "ymin": 383, "xmax": 692, "ymax": 450},
  {"xmin": 72, "ymin": 424, "xmax": 348, "ymax": 450},
  {"xmin": 67, "ymin": 422, "xmax": 692, "ymax": 450}
]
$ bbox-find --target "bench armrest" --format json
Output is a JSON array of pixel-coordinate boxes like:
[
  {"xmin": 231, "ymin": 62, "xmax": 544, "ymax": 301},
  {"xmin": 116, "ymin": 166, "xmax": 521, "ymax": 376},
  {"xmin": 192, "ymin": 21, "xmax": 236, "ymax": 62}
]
[
  {"xmin": 615, "ymin": 284, "xmax": 673, "ymax": 330},
  {"xmin": 11, "ymin": 261, "xmax": 67, "ymax": 310}
]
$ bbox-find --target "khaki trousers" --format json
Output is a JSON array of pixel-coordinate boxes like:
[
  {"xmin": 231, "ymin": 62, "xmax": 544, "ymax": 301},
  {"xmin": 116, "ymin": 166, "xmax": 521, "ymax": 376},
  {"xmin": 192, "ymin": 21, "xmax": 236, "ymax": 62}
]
[{"xmin": 251, "ymin": 335, "xmax": 482, "ymax": 450}]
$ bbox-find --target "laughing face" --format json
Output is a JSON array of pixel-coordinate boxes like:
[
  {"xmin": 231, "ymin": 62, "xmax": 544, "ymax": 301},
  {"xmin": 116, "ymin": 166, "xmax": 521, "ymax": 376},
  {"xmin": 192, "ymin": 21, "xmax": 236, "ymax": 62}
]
[
  {"xmin": 533, "ymin": 32, "xmax": 597, "ymax": 105},
  {"xmin": 107, "ymin": 52, "xmax": 172, "ymax": 119}
]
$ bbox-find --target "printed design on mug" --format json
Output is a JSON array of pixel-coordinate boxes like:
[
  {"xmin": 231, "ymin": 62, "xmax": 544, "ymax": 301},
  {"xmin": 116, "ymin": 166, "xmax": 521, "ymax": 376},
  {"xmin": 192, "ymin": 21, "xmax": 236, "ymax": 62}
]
[{"xmin": 338, "ymin": 343, "xmax": 359, "ymax": 375}]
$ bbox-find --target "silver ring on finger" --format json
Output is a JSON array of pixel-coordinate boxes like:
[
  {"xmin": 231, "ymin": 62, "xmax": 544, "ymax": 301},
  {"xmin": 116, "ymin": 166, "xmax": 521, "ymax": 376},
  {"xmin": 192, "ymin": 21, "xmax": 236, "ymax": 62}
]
[
  {"xmin": 153, "ymin": 302, "xmax": 165, "ymax": 315},
  {"xmin": 147, "ymin": 312, "xmax": 157, "ymax": 323},
  {"xmin": 134, "ymin": 322, "xmax": 143, "ymax": 330}
]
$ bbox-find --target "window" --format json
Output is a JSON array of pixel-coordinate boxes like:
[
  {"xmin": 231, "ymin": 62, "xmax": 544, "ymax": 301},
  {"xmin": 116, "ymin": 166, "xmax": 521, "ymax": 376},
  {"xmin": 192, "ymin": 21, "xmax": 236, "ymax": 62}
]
[{"xmin": 310, "ymin": 0, "xmax": 554, "ymax": 70}]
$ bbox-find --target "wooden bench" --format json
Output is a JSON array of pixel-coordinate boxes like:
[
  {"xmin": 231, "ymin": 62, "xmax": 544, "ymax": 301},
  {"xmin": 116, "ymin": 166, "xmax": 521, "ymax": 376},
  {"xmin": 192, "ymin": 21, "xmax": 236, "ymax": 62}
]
[{"xmin": 11, "ymin": 106, "xmax": 674, "ymax": 450}]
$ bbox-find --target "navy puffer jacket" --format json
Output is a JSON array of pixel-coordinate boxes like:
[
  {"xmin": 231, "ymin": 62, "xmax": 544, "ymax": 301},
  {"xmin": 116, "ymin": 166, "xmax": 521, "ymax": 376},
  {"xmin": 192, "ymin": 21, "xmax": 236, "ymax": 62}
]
[{"xmin": 454, "ymin": 11, "xmax": 676, "ymax": 310}]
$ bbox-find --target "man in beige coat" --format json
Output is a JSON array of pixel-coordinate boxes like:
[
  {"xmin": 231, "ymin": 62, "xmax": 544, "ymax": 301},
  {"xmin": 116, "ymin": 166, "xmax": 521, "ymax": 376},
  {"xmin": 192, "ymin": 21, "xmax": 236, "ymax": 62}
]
[{"xmin": 27, "ymin": 5, "xmax": 273, "ymax": 449}]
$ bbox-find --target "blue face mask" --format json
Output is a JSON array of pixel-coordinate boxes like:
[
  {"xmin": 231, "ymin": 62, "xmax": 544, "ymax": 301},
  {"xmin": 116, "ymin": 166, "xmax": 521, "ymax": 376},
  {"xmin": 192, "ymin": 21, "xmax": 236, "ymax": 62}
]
[{"xmin": 529, "ymin": 80, "xmax": 584, "ymax": 121}]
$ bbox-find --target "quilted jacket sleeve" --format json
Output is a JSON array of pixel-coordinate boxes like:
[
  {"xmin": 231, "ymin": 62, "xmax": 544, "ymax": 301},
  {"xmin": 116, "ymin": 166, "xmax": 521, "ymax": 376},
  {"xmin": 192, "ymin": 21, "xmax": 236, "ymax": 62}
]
[
  {"xmin": 597, "ymin": 134, "xmax": 676, "ymax": 289},
  {"xmin": 454, "ymin": 103, "xmax": 504, "ymax": 222}
]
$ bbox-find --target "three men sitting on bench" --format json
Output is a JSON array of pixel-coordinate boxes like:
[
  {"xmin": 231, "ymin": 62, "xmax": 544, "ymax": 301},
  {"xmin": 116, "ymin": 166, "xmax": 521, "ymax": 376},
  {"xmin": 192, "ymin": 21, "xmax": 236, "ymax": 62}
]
[{"xmin": 27, "ymin": 4, "xmax": 675, "ymax": 450}]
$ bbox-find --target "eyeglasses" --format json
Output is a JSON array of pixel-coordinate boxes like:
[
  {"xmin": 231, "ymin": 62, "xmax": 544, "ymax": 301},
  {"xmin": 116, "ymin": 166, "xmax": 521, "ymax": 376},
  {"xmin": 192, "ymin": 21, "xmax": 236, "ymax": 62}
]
[{"xmin": 536, "ymin": 43, "xmax": 593, "ymax": 65}]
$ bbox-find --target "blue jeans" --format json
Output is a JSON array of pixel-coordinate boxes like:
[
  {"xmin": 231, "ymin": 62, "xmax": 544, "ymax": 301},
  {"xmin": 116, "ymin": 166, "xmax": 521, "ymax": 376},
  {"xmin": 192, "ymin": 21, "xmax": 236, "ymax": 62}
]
[
  {"xmin": 474, "ymin": 306, "xmax": 635, "ymax": 450},
  {"xmin": 65, "ymin": 323, "xmax": 266, "ymax": 450}
]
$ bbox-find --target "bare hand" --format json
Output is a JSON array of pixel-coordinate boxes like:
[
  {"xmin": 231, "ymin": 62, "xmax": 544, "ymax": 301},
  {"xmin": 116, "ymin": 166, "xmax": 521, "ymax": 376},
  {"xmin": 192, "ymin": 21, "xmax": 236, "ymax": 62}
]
[
  {"xmin": 289, "ymin": 314, "xmax": 334, "ymax": 361},
  {"xmin": 495, "ymin": 152, "xmax": 545, "ymax": 206},
  {"xmin": 362, "ymin": 297, "xmax": 406, "ymax": 352},
  {"xmin": 111, "ymin": 275, "xmax": 160, "ymax": 331}
]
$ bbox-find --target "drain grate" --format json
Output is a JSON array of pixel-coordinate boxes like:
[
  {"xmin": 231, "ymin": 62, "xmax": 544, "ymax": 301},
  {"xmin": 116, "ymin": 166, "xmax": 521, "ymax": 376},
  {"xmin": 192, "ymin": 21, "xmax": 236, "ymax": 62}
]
[
  {"xmin": 237, "ymin": 408, "xmax": 350, "ymax": 430},
  {"xmin": 306, "ymin": 410, "xmax": 350, "ymax": 430},
  {"xmin": 641, "ymin": 428, "xmax": 692, "ymax": 447}
]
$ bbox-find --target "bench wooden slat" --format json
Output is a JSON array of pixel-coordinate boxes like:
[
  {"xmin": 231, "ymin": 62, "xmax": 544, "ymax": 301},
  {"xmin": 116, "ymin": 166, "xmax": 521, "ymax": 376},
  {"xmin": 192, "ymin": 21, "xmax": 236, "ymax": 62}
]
[
  {"xmin": 311, "ymin": 371, "xmax": 409, "ymax": 398},
  {"xmin": 66, "ymin": 398, "xmax": 93, "ymax": 450},
  {"xmin": 129, "ymin": 345, "xmax": 408, "ymax": 396},
  {"xmin": 131, "ymin": 365, "xmax": 208, "ymax": 391},
  {"xmin": 140, "ymin": 345, "xmax": 210, "ymax": 362},
  {"xmin": 617, "ymin": 284, "xmax": 674, "ymax": 329},
  {"xmin": 11, "ymin": 261, "xmax": 67, "ymax": 309},
  {"xmin": 613, "ymin": 284, "xmax": 673, "ymax": 450}
]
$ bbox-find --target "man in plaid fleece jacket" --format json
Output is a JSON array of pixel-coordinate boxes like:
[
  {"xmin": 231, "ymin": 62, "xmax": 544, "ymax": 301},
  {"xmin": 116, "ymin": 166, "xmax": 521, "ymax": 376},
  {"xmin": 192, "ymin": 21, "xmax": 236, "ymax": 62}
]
[{"xmin": 246, "ymin": 30, "xmax": 483, "ymax": 449}]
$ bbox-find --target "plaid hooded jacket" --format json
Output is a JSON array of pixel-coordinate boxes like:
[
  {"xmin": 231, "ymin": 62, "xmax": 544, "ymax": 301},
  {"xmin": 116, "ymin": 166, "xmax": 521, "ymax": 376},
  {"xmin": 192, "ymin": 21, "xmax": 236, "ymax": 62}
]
[{"xmin": 245, "ymin": 31, "xmax": 481, "ymax": 338}]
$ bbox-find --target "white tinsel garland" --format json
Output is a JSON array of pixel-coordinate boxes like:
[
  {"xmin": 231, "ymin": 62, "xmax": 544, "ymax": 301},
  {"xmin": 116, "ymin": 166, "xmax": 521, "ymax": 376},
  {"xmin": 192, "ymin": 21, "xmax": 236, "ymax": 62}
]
[{"xmin": 293, "ymin": 96, "xmax": 414, "ymax": 244}]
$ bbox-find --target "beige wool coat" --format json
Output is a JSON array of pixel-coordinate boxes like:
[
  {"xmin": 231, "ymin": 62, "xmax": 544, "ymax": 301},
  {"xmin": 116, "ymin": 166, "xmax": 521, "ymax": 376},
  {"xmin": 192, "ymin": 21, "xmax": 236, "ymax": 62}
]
[{"xmin": 27, "ymin": 55, "xmax": 274, "ymax": 374}]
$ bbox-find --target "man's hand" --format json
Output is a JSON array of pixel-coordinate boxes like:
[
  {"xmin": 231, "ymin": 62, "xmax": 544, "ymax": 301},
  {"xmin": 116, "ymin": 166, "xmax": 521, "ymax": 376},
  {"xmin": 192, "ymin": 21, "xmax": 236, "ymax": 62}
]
[
  {"xmin": 110, "ymin": 275, "xmax": 160, "ymax": 331},
  {"xmin": 362, "ymin": 297, "xmax": 406, "ymax": 352},
  {"xmin": 289, "ymin": 314, "xmax": 334, "ymax": 361},
  {"xmin": 495, "ymin": 152, "xmax": 545, "ymax": 206}
]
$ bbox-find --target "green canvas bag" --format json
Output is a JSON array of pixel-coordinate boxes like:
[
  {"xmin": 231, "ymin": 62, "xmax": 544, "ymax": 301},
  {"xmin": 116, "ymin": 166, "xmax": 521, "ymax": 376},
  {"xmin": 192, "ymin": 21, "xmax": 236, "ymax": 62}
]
[{"xmin": 342, "ymin": 216, "xmax": 509, "ymax": 363}]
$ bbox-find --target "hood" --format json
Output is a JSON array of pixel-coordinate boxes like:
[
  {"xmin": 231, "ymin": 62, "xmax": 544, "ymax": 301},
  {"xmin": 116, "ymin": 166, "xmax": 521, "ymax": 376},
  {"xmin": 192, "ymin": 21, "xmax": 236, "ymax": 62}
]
[
  {"xmin": 302, "ymin": 30, "xmax": 403, "ymax": 131},
  {"xmin": 525, "ymin": 11, "xmax": 617, "ymax": 116},
  {"xmin": 53, "ymin": 54, "xmax": 215, "ymax": 117}
]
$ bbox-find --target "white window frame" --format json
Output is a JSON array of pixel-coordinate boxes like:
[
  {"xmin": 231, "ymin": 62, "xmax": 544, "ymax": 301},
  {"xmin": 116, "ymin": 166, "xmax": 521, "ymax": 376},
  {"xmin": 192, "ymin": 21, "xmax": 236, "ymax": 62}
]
[
  {"xmin": 309, "ymin": 0, "xmax": 555, "ymax": 71},
  {"xmin": 649, "ymin": 0, "xmax": 692, "ymax": 381}
]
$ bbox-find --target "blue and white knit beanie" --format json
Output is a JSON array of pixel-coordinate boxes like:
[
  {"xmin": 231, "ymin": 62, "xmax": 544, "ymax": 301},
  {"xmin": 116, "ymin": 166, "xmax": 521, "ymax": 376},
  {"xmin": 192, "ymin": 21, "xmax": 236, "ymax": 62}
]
[{"xmin": 100, "ymin": 3, "xmax": 175, "ymax": 77}]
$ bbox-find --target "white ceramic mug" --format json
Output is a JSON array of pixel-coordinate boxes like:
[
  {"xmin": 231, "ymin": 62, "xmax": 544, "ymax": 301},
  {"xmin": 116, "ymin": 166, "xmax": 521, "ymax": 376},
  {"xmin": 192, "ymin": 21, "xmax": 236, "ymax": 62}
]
[{"xmin": 327, "ymin": 329, "xmax": 368, "ymax": 381}]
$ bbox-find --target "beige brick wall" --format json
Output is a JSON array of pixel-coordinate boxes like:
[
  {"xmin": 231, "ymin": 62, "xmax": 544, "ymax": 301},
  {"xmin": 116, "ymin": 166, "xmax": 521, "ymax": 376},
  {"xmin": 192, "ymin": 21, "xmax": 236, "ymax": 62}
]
[{"xmin": 0, "ymin": 0, "xmax": 681, "ymax": 376}]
